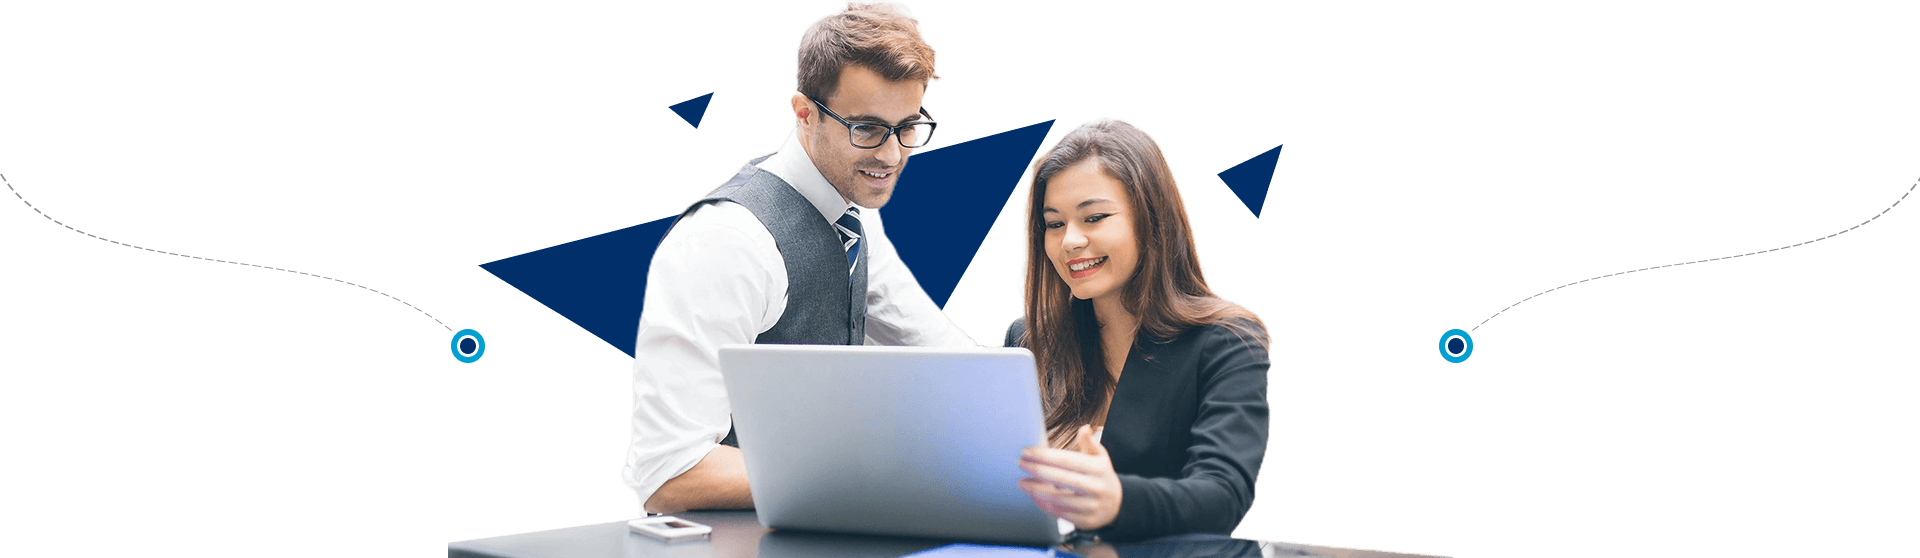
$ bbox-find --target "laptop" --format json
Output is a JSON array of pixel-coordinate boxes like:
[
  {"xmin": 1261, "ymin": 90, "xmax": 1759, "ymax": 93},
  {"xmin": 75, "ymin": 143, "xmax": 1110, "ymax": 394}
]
[{"xmin": 718, "ymin": 344, "xmax": 1066, "ymax": 546}]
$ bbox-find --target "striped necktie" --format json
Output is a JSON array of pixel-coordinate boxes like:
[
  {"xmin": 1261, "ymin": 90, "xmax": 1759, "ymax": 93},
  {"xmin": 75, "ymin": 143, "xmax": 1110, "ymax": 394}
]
[{"xmin": 833, "ymin": 207, "xmax": 863, "ymax": 280}]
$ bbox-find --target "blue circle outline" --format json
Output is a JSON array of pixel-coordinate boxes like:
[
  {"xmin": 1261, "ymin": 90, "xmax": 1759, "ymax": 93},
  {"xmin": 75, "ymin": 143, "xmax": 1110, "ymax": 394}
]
[
  {"xmin": 452, "ymin": 329, "xmax": 486, "ymax": 363},
  {"xmin": 1439, "ymin": 329, "xmax": 1473, "ymax": 363}
]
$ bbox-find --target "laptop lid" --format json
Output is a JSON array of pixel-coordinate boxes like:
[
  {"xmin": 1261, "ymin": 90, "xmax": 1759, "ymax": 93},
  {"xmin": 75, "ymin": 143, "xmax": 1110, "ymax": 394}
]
[{"xmin": 718, "ymin": 344, "xmax": 1064, "ymax": 546}]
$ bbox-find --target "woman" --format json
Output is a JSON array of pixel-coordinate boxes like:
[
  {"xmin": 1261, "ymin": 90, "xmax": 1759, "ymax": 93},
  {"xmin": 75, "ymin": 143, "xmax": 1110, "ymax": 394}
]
[{"xmin": 1007, "ymin": 120, "xmax": 1270, "ymax": 542}]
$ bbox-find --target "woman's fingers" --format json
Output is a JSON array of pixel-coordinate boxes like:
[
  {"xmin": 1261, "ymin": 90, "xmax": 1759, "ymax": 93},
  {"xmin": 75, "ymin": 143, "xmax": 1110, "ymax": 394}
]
[
  {"xmin": 1021, "ymin": 447, "xmax": 1105, "ymax": 476},
  {"xmin": 1034, "ymin": 498, "xmax": 1096, "ymax": 529},
  {"xmin": 1018, "ymin": 477, "xmax": 1089, "ymax": 504},
  {"xmin": 1030, "ymin": 492, "xmax": 1103, "ymax": 530},
  {"xmin": 1030, "ymin": 492, "xmax": 1092, "ymax": 515},
  {"xmin": 1038, "ymin": 500, "xmax": 1090, "ymax": 524},
  {"xmin": 1018, "ymin": 457, "xmax": 1104, "ymax": 494},
  {"xmin": 1018, "ymin": 478, "xmax": 1093, "ymax": 515}
]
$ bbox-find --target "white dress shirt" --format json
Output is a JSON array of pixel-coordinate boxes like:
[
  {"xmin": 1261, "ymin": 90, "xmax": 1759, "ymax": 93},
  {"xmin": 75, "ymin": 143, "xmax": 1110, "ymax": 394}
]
[{"xmin": 623, "ymin": 130, "xmax": 978, "ymax": 509}]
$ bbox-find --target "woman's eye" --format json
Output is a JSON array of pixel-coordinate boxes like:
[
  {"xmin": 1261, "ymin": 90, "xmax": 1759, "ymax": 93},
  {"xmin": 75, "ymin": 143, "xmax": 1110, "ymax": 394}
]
[
  {"xmin": 1085, "ymin": 214, "xmax": 1109, "ymax": 223},
  {"xmin": 1044, "ymin": 221, "xmax": 1064, "ymax": 230}
]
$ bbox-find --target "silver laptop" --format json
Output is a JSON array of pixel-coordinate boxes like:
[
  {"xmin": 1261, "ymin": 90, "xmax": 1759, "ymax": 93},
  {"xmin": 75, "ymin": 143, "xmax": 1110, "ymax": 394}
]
[{"xmin": 718, "ymin": 344, "xmax": 1065, "ymax": 546}]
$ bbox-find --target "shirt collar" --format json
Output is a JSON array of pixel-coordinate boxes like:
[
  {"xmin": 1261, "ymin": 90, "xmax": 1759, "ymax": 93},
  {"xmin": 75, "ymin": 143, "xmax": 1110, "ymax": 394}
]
[{"xmin": 760, "ymin": 128, "xmax": 856, "ymax": 224}]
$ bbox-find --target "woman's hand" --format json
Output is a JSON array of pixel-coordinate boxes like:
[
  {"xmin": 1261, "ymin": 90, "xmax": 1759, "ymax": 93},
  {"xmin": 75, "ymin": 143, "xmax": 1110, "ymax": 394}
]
[{"xmin": 1017, "ymin": 425, "xmax": 1123, "ymax": 531}]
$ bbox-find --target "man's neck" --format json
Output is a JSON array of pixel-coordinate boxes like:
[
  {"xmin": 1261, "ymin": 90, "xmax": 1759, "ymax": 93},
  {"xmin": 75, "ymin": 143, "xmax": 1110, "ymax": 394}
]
[{"xmin": 792, "ymin": 128, "xmax": 852, "ymax": 208}]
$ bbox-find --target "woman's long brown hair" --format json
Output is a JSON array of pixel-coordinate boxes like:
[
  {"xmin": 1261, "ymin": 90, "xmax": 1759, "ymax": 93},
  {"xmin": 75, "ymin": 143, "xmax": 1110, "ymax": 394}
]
[{"xmin": 1020, "ymin": 120, "xmax": 1267, "ymax": 445}]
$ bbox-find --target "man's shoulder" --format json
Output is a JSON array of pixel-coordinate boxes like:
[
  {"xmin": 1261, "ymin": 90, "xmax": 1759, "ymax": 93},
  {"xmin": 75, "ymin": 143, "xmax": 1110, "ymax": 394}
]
[
  {"xmin": 675, "ymin": 202, "xmax": 764, "ymax": 241},
  {"xmin": 1002, "ymin": 317, "xmax": 1027, "ymax": 348},
  {"xmin": 683, "ymin": 150, "xmax": 787, "ymax": 208},
  {"xmin": 660, "ymin": 201, "xmax": 776, "ymax": 261}
]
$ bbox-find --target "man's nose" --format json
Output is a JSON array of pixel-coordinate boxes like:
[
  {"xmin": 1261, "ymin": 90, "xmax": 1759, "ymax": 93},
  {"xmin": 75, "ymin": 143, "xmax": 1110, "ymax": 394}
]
[{"xmin": 871, "ymin": 136, "xmax": 904, "ymax": 166}]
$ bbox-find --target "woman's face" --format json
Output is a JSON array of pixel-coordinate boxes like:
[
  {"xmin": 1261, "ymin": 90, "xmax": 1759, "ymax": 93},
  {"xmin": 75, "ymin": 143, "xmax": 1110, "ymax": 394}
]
[{"xmin": 1042, "ymin": 160, "xmax": 1140, "ymax": 304}]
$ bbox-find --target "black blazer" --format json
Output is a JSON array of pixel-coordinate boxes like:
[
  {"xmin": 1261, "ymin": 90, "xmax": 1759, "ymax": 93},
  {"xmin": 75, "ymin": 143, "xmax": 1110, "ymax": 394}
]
[{"xmin": 1005, "ymin": 316, "xmax": 1270, "ymax": 542}]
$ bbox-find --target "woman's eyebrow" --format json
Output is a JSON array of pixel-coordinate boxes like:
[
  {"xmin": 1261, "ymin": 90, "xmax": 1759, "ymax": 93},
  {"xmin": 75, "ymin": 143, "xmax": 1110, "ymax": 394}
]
[{"xmin": 1043, "ymin": 198, "xmax": 1117, "ymax": 214}]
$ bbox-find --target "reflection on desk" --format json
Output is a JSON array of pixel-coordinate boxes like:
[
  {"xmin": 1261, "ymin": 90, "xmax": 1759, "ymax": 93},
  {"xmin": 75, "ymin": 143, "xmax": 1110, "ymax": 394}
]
[
  {"xmin": 447, "ymin": 511, "xmax": 1446, "ymax": 558},
  {"xmin": 1066, "ymin": 534, "xmax": 1262, "ymax": 557},
  {"xmin": 755, "ymin": 529, "xmax": 945, "ymax": 558}
]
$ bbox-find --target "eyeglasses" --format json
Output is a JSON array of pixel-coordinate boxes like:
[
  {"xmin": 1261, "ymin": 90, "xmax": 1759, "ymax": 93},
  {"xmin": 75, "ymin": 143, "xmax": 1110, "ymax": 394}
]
[{"xmin": 808, "ymin": 96, "xmax": 938, "ymax": 149}]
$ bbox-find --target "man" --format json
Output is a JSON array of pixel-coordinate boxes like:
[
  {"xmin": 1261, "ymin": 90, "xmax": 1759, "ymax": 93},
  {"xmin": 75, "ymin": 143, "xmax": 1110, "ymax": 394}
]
[{"xmin": 624, "ymin": 4, "xmax": 974, "ymax": 514}]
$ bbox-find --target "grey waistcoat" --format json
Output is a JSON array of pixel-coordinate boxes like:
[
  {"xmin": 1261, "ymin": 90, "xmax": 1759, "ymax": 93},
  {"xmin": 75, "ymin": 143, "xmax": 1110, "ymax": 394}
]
[{"xmin": 671, "ymin": 155, "xmax": 870, "ymax": 446}]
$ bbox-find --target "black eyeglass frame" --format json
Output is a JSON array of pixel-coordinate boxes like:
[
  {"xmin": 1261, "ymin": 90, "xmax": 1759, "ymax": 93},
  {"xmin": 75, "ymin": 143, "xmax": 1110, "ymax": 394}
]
[{"xmin": 807, "ymin": 96, "xmax": 938, "ymax": 149}]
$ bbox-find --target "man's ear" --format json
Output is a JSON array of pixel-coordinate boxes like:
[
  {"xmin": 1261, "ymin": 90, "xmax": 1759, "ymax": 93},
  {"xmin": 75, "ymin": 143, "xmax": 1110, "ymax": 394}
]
[{"xmin": 790, "ymin": 94, "xmax": 811, "ymax": 123}]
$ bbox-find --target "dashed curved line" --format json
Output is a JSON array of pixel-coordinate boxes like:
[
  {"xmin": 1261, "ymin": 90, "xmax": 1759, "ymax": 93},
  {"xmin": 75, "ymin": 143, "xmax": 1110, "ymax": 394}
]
[
  {"xmin": 5, "ymin": 173, "xmax": 451, "ymax": 332},
  {"xmin": 1473, "ymin": 177, "xmax": 1916, "ymax": 332}
]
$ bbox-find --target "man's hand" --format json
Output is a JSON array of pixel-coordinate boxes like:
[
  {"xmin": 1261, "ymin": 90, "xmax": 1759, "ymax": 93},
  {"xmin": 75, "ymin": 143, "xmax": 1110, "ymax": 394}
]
[{"xmin": 1016, "ymin": 425, "xmax": 1123, "ymax": 531}]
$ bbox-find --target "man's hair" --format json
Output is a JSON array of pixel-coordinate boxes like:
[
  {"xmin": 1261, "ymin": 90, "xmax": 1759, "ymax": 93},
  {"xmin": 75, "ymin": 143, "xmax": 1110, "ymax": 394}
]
[{"xmin": 797, "ymin": 3, "xmax": 938, "ymax": 105}]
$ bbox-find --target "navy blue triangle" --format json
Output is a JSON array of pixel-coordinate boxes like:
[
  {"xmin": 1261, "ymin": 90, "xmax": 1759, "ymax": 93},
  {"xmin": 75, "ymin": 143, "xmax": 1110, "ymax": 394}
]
[
  {"xmin": 884, "ymin": 120, "xmax": 1055, "ymax": 308},
  {"xmin": 668, "ymin": 93, "xmax": 713, "ymax": 129},
  {"xmin": 479, "ymin": 121, "xmax": 1055, "ymax": 357},
  {"xmin": 480, "ymin": 216, "xmax": 678, "ymax": 357},
  {"xmin": 1218, "ymin": 145, "xmax": 1282, "ymax": 217}
]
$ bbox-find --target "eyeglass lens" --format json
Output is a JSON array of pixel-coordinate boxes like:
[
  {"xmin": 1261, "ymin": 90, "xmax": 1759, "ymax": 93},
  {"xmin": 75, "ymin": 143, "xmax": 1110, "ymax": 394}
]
[{"xmin": 850, "ymin": 123, "xmax": 935, "ymax": 148}]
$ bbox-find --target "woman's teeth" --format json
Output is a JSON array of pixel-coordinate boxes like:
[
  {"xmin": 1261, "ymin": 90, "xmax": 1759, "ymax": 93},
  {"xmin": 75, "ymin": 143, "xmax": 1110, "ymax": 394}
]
[{"xmin": 1070, "ymin": 256, "xmax": 1107, "ymax": 272}]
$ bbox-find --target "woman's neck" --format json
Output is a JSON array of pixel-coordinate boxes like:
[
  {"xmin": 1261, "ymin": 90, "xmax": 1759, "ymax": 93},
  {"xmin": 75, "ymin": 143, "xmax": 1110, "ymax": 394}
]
[{"xmin": 1091, "ymin": 295, "xmax": 1138, "ymax": 376}]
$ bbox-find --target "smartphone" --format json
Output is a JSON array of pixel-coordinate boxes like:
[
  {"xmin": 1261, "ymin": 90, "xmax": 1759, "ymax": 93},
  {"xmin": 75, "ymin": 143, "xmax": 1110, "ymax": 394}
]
[{"xmin": 628, "ymin": 516, "xmax": 712, "ymax": 543}]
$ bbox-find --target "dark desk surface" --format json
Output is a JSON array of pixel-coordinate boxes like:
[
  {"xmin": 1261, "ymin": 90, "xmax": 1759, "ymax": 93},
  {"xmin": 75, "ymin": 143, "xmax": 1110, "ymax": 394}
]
[{"xmin": 448, "ymin": 511, "xmax": 1444, "ymax": 558}]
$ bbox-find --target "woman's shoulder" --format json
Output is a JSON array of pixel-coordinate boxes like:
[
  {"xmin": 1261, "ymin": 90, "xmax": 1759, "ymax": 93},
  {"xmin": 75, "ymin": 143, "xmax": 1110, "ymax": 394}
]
[
  {"xmin": 1154, "ymin": 320, "xmax": 1268, "ymax": 397},
  {"xmin": 1176, "ymin": 317, "xmax": 1266, "ymax": 345},
  {"xmin": 1173, "ymin": 317, "xmax": 1270, "ymax": 365}
]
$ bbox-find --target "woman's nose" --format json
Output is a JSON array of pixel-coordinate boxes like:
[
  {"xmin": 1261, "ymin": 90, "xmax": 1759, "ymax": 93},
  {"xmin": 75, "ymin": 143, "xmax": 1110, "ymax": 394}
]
[{"xmin": 1061, "ymin": 227, "xmax": 1087, "ymax": 251}]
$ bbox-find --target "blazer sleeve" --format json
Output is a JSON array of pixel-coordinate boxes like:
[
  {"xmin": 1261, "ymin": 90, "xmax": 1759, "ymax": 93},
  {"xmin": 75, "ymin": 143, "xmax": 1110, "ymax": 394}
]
[{"xmin": 1104, "ymin": 323, "xmax": 1271, "ymax": 541}]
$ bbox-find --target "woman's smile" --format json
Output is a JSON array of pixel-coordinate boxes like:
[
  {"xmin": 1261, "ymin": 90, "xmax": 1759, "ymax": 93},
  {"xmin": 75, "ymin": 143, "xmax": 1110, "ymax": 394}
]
[{"xmin": 1067, "ymin": 256, "xmax": 1108, "ymax": 279}]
